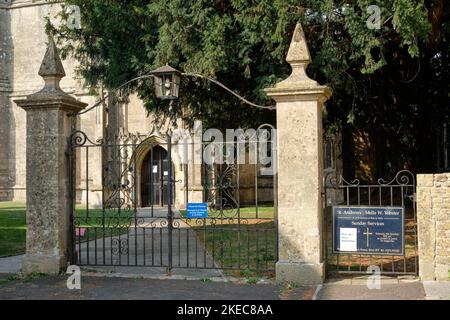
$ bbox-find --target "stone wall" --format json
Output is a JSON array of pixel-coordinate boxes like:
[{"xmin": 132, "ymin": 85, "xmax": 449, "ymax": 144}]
[
  {"xmin": 1, "ymin": 0, "xmax": 99, "ymax": 202},
  {"xmin": 417, "ymin": 173, "xmax": 450, "ymax": 281},
  {"xmin": 0, "ymin": 0, "xmax": 95, "ymax": 201},
  {"xmin": 0, "ymin": 3, "xmax": 12, "ymax": 200}
]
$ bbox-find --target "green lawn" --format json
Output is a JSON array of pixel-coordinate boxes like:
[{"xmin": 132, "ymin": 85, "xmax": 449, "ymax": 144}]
[
  {"xmin": 75, "ymin": 207, "xmax": 134, "ymax": 227},
  {"xmin": 192, "ymin": 222, "xmax": 277, "ymax": 277},
  {"xmin": 180, "ymin": 206, "xmax": 277, "ymax": 276},
  {"xmin": 0, "ymin": 202, "xmax": 134, "ymax": 256},
  {"xmin": 74, "ymin": 207, "xmax": 135, "ymax": 242},
  {"xmin": 0, "ymin": 202, "xmax": 27, "ymax": 257}
]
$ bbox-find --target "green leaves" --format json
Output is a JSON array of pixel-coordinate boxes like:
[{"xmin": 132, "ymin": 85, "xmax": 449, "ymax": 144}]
[
  {"xmin": 50, "ymin": 0, "xmax": 448, "ymax": 174},
  {"xmin": 392, "ymin": 0, "xmax": 430, "ymax": 57}
]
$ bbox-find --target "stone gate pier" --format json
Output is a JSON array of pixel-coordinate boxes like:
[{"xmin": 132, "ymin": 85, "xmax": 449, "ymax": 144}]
[
  {"xmin": 265, "ymin": 23, "xmax": 332, "ymax": 284},
  {"xmin": 417, "ymin": 173, "xmax": 450, "ymax": 281},
  {"xmin": 14, "ymin": 37, "xmax": 87, "ymax": 274}
]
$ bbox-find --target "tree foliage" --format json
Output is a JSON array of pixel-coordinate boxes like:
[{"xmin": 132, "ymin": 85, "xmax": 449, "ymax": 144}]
[{"xmin": 48, "ymin": 0, "xmax": 449, "ymax": 175}]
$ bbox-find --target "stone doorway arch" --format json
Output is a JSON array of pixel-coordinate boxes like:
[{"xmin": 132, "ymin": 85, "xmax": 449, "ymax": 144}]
[
  {"xmin": 140, "ymin": 144, "xmax": 175, "ymax": 207},
  {"xmin": 134, "ymin": 135, "xmax": 175, "ymax": 207}
]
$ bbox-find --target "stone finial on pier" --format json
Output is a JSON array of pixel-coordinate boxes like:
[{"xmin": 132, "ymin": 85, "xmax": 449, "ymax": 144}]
[
  {"xmin": 29, "ymin": 35, "xmax": 74, "ymax": 100},
  {"xmin": 39, "ymin": 35, "xmax": 66, "ymax": 79},
  {"xmin": 264, "ymin": 22, "xmax": 332, "ymax": 285},
  {"xmin": 274, "ymin": 23, "xmax": 322, "ymax": 90}
]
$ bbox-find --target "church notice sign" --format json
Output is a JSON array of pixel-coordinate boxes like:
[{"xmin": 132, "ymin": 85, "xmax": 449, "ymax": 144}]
[
  {"xmin": 186, "ymin": 203, "xmax": 208, "ymax": 219},
  {"xmin": 333, "ymin": 206, "xmax": 404, "ymax": 256}
]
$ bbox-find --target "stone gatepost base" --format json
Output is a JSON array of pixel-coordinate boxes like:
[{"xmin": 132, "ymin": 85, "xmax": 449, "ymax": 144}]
[
  {"xmin": 22, "ymin": 253, "xmax": 66, "ymax": 275},
  {"xmin": 276, "ymin": 261, "xmax": 324, "ymax": 285}
]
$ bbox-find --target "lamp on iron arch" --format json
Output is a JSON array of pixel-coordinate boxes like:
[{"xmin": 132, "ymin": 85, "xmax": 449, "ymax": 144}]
[{"xmin": 150, "ymin": 64, "xmax": 181, "ymax": 100}]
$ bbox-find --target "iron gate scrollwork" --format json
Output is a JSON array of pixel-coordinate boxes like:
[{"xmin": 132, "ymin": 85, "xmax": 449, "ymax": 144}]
[
  {"xmin": 323, "ymin": 170, "xmax": 418, "ymax": 275},
  {"xmin": 68, "ymin": 126, "xmax": 278, "ymax": 275}
]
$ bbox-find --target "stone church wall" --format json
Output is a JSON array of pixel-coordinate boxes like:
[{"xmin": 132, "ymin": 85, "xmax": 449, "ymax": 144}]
[{"xmin": 1, "ymin": 1, "xmax": 98, "ymax": 202}]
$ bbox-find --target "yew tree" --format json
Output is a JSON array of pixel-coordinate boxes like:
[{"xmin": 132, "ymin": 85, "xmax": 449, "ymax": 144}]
[{"xmin": 49, "ymin": 0, "xmax": 449, "ymax": 177}]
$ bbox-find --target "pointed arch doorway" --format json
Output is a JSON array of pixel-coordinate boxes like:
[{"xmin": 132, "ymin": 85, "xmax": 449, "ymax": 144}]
[{"xmin": 141, "ymin": 145, "xmax": 174, "ymax": 207}]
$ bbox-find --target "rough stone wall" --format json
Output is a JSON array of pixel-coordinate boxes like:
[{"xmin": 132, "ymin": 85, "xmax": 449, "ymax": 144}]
[
  {"xmin": 22, "ymin": 108, "xmax": 73, "ymax": 273},
  {"xmin": 417, "ymin": 173, "xmax": 450, "ymax": 281},
  {"xmin": 0, "ymin": 2, "xmax": 13, "ymax": 200}
]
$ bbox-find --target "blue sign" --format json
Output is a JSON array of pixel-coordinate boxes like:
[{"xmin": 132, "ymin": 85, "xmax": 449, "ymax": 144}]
[
  {"xmin": 333, "ymin": 206, "xmax": 404, "ymax": 256},
  {"xmin": 186, "ymin": 203, "xmax": 208, "ymax": 219}
]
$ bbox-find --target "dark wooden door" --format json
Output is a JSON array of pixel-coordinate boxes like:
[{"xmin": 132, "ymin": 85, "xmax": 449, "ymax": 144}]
[{"xmin": 141, "ymin": 145, "xmax": 171, "ymax": 207}]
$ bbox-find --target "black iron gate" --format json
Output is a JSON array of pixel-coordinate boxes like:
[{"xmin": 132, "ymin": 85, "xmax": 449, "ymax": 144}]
[
  {"xmin": 323, "ymin": 170, "xmax": 418, "ymax": 276},
  {"xmin": 68, "ymin": 128, "xmax": 277, "ymax": 274}
]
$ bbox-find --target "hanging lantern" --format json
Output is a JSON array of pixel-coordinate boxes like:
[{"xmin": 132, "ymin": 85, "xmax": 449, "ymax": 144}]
[{"xmin": 150, "ymin": 64, "xmax": 181, "ymax": 100}]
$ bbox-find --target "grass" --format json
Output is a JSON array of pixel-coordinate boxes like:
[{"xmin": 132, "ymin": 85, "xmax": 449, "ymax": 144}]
[
  {"xmin": 180, "ymin": 205, "xmax": 277, "ymax": 276},
  {"xmin": 285, "ymin": 282, "xmax": 299, "ymax": 290},
  {"xmin": 191, "ymin": 221, "xmax": 276, "ymax": 277},
  {"xmin": 0, "ymin": 202, "xmax": 26, "ymax": 257},
  {"xmin": 75, "ymin": 207, "xmax": 133, "ymax": 227},
  {"xmin": 246, "ymin": 277, "xmax": 261, "ymax": 284},
  {"xmin": 0, "ymin": 202, "xmax": 135, "ymax": 256},
  {"xmin": 21, "ymin": 272, "xmax": 48, "ymax": 283},
  {"xmin": 0, "ymin": 273, "xmax": 47, "ymax": 286},
  {"xmin": 74, "ymin": 207, "xmax": 134, "ymax": 242},
  {"xmin": 180, "ymin": 206, "xmax": 277, "ymax": 277}
]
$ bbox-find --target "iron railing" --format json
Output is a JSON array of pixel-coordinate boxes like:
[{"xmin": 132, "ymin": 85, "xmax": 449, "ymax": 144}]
[{"xmin": 323, "ymin": 170, "xmax": 418, "ymax": 275}]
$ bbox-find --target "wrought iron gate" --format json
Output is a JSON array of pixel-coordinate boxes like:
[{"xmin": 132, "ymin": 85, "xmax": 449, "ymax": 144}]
[
  {"xmin": 323, "ymin": 170, "xmax": 418, "ymax": 276},
  {"xmin": 68, "ymin": 127, "xmax": 277, "ymax": 274}
]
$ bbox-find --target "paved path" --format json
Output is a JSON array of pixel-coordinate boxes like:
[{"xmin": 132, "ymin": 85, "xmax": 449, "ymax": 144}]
[
  {"xmin": 423, "ymin": 281, "xmax": 450, "ymax": 300},
  {"xmin": 76, "ymin": 207, "xmax": 222, "ymax": 278},
  {"xmin": 0, "ymin": 266, "xmax": 444, "ymax": 300},
  {"xmin": 0, "ymin": 208, "xmax": 222, "ymax": 279},
  {"xmin": 0, "ymin": 274, "xmax": 314, "ymax": 300},
  {"xmin": 0, "ymin": 255, "xmax": 23, "ymax": 274},
  {"xmin": 315, "ymin": 277, "xmax": 426, "ymax": 300},
  {"xmin": 316, "ymin": 283, "xmax": 426, "ymax": 300}
]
